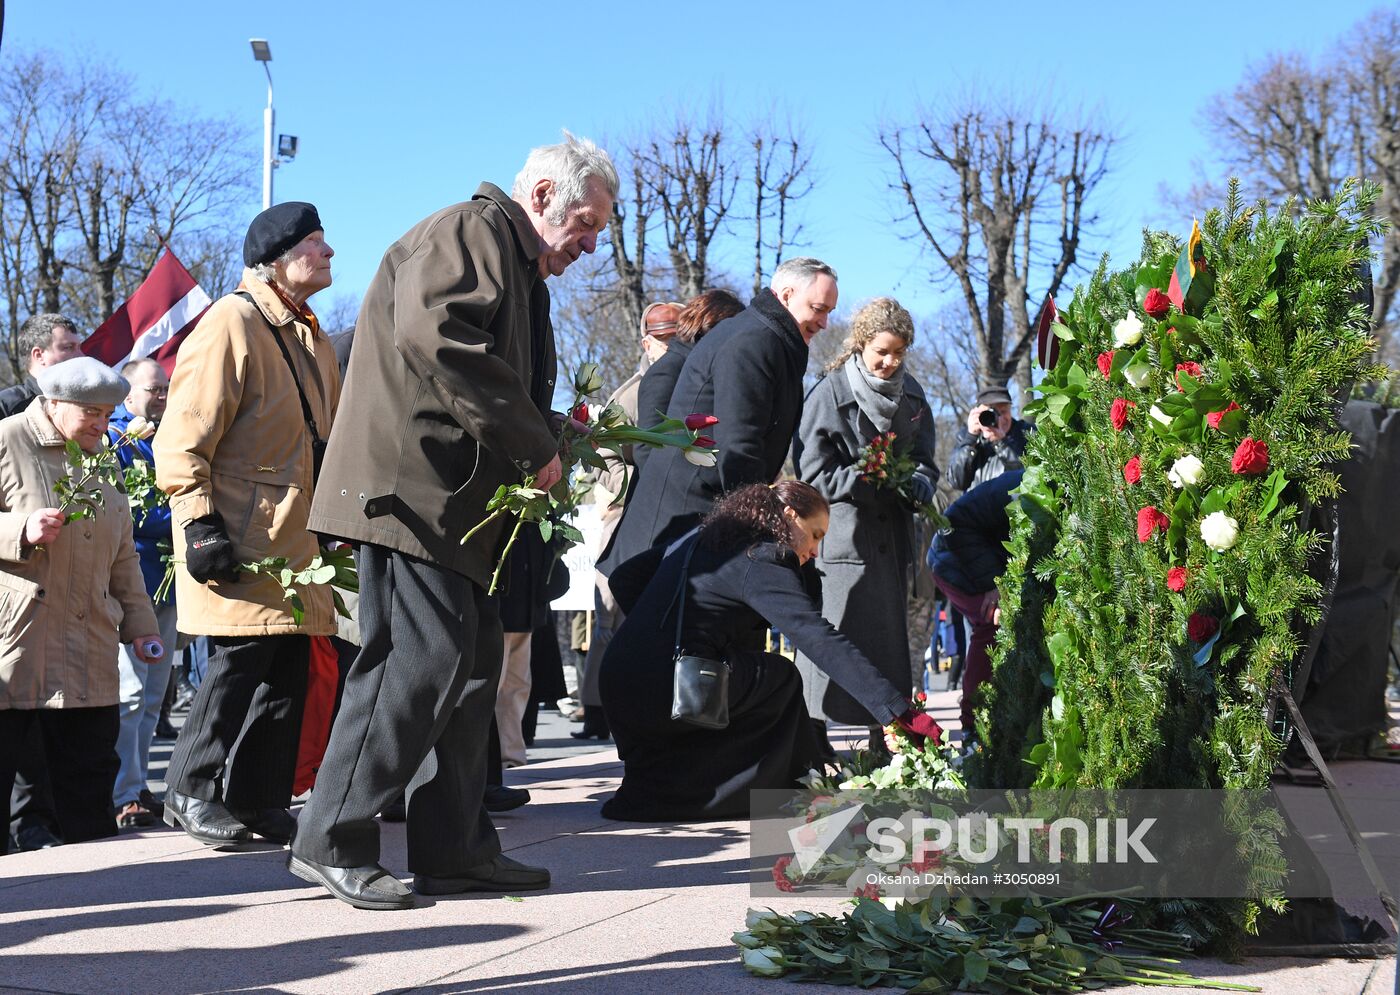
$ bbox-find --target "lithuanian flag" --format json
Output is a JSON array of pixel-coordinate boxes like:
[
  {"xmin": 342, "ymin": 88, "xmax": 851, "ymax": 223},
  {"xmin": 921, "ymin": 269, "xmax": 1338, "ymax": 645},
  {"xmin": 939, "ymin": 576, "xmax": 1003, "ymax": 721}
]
[{"xmin": 1167, "ymin": 220, "xmax": 1203, "ymax": 311}]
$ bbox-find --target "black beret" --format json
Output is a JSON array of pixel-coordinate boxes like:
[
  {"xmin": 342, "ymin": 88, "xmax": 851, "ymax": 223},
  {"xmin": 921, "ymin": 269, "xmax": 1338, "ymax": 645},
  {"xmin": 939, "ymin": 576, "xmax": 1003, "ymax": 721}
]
[{"xmin": 243, "ymin": 201, "xmax": 323, "ymax": 267}]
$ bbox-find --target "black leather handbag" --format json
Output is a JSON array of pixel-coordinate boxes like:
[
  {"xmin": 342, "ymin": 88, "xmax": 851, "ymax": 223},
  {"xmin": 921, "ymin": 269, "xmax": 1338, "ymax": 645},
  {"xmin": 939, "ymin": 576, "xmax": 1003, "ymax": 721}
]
[{"xmin": 668, "ymin": 537, "xmax": 730, "ymax": 729}]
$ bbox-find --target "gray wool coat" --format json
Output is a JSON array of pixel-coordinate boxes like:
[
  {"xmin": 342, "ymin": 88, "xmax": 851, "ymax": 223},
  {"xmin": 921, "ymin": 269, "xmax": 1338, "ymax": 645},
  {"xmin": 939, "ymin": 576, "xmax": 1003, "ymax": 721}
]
[{"xmin": 792, "ymin": 365, "xmax": 938, "ymax": 724}]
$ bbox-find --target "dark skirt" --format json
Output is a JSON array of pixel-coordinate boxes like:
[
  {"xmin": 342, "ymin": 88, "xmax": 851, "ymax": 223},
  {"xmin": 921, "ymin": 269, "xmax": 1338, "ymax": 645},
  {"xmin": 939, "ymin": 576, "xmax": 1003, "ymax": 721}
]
[{"xmin": 599, "ymin": 637, "xmax": 822, "ymax": 822}]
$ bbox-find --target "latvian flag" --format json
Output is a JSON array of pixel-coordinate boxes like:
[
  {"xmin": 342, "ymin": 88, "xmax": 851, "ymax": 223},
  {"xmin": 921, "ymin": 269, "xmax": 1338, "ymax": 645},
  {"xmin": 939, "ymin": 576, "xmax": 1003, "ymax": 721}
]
[{"xmin": 82, "ymin": 250, "xmax": 212, "ymax": 373}]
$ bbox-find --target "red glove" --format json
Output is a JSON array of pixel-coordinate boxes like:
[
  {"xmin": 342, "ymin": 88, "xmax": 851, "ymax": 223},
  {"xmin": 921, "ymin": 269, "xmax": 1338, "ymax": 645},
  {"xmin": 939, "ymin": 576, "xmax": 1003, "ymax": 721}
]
[{"xmin": 894, "ymin": 708, "xmax": 944, "ymax": 746}]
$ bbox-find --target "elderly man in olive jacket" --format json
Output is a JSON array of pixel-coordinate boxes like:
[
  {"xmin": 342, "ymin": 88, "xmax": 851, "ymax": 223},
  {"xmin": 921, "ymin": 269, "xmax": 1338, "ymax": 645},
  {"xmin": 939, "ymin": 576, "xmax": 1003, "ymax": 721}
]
[
  {"xmin": 601, "ymin": 257, "xmax": 838, "ymax": 575},
  {"xmin": 290, "ymin": 133, "xmax": 618, "ymax": 911}
]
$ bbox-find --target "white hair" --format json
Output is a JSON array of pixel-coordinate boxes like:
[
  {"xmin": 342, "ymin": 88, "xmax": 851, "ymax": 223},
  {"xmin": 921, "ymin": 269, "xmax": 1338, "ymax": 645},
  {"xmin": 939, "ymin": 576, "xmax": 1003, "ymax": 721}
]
[
  {"xmin": 771, "ymin": 257, "xmax": 838, "ymax": 291},
  {"xmin": 512, "ymin": 131, "xmax": 620, "ymax": 224},
  {"xmin": 251, "ymin": 244, "xmax": 297, "ymax": 283}
]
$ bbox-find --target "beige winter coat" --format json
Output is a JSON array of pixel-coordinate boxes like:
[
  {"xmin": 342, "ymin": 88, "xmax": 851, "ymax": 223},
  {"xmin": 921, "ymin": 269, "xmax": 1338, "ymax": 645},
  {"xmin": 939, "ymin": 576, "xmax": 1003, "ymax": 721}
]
[
  {"xmin": 0, "ymin": 400, "xmax": 158, "ymax": 709},
  {"xmin": 154, "ymin": 272, "xmax": 341, "ymax": 636}
]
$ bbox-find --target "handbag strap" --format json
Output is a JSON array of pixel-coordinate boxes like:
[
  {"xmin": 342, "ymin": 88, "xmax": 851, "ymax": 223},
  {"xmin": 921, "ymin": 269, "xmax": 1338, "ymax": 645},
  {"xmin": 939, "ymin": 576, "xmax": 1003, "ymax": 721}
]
[
  {"xmin": 665, "ymin": 535, "xmax": 700, "ymax": 655},
  {"xmin": 234, "ymin": 290, "xmax": 322, "ymax": 445}
]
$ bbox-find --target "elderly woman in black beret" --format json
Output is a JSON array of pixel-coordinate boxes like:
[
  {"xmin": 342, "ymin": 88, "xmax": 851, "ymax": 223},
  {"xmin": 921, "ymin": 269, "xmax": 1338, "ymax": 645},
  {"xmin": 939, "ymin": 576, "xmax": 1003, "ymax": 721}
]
[{"xmin": 0, "ymin": 357, "xmax": 162, "ymax": 852}]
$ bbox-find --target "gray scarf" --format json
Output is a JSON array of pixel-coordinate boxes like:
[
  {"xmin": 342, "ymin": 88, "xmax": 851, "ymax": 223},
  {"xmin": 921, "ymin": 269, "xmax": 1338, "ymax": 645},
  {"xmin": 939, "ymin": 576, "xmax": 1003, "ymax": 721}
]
[{"xmin": 844, "ymin": 352, "xmax": 904, "ymax": 432}]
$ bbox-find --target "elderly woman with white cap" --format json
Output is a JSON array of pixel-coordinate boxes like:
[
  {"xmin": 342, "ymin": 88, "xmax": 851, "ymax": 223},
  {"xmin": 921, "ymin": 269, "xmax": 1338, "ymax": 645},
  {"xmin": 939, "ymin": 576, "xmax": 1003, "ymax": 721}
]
[{"xmin": 0, "ymin": 357, "xmax": 162, "ymax": 852}]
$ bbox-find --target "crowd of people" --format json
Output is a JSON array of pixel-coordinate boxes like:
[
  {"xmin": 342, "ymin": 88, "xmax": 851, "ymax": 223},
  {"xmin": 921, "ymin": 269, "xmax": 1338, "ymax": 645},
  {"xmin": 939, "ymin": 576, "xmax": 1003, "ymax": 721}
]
[{"xmin": 0, "ymin": 131, "xmax": 1031, "ymax": 913}]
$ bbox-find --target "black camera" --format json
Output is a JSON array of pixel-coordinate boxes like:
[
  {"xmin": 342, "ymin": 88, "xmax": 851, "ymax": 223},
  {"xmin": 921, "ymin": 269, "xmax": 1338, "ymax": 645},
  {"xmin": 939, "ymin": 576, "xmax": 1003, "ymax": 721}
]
[{"xmin": 978, "ymin": 408, "xmax": 999, "ymax": 427}]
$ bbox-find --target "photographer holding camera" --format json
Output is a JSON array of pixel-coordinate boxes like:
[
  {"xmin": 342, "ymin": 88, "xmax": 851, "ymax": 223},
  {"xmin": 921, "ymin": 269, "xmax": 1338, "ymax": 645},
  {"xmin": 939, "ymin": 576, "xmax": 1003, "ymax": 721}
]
[{"xmin": 946, "ymin": 385, "xmax": 1033, "ymax": 493}]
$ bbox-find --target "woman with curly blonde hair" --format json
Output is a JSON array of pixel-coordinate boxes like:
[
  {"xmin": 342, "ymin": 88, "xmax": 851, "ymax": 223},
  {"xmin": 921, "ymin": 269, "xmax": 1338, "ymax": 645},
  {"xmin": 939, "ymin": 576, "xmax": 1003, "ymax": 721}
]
[{"xmin": 793, "ymin": 297, "xmax": 939, "ymax": 747}]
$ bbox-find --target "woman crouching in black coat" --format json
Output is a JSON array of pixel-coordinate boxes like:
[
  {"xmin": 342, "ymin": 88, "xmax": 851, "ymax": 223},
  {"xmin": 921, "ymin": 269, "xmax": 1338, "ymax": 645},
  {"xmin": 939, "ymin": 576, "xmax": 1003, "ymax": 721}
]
[{"xmin": 599, "ymin": 480, "xmax": 940, "ymax": 821}]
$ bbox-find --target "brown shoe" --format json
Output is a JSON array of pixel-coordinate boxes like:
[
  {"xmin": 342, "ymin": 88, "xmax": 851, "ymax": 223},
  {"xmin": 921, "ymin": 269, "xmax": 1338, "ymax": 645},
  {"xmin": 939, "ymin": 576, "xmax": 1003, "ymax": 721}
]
[{"xmin": 117, "ymin": 801, "xmax": 156, "ymax": 828}]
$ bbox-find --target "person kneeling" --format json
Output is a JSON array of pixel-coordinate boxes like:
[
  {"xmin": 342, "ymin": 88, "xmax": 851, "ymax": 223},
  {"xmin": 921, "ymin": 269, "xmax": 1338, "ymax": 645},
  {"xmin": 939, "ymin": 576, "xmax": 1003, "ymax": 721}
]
[{"xmin": 598, "ymin": 480, "xmax": 938, "ymax": 822}]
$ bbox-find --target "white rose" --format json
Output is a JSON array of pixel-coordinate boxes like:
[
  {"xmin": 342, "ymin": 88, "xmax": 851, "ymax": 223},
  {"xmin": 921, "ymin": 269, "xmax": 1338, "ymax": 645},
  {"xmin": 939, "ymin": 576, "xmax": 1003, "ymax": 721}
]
[
  {"xmin": 684, "ymin": 447, "xmax": 718, "ymax": 467},
  {"xmin": 126, "ymin": 415, "xmax": 153, "ymax": 439},
  {"xmin": 1112, "ymin": 311, "xmax": 1144, "ymax": 347},
  {"xmin": 1149, "ymin": 404, "xmax": 1173, "ymax": 427},
  {"xmin": 740, "ymin": 946, "xmax": 788, "ymax": 978},
  {"xmin": 1123, "ymin": 363, "xmax": 1151, "ymax": 388},
  {"xmin": 1200, "ymin": 511, "xmax": 1240, "ymax": 551},
  {"xmin": 1168, "ymin": 454, "xmax": 1204, "ymax": 488}
]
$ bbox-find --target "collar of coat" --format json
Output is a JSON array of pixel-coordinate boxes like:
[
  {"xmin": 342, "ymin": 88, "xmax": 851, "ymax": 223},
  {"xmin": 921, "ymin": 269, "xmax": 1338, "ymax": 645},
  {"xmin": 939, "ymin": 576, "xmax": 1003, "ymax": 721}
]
[
  {"xmin": 748, "ymin": 288, "xmax": 805, "ymax": 348},
  {"xmin": 237, "ymin": 269, "xmax": 324, "ymax": 336},
  {"xmin": 24, "ymin": 395, "xmax": 68, "ymax": 448},
  {"xmin": 472, "ymin": 182, "xmax": 541, "ymax": 266}
]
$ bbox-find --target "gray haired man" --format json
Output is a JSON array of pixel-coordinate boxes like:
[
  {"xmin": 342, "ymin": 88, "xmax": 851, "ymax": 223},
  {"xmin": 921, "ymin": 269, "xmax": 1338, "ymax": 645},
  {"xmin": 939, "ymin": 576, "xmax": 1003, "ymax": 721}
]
[
  {"xmin": 0, "ymin": 314, "xmax": 84, "ymax": 419},
  {"xmin": 601, "ymin": 257, "xmax": 838, "ymax": 571},
  {"xmin": 290, "ymin": 133, "xmax": 617, "ymax": 910}
]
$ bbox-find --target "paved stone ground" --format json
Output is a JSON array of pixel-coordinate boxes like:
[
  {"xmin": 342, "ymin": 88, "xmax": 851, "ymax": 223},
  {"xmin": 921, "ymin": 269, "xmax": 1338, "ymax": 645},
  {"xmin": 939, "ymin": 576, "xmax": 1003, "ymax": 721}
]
[{"xmin": 1, "ymin": 688, "xmax": 1395, "ymax": 994}]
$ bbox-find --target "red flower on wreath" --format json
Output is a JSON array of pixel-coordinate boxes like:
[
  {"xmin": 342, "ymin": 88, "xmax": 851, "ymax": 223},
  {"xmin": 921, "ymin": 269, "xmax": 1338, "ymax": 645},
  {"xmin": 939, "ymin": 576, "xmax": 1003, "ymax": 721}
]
[
  {"xmin": 772, "ymin": 855, "xmax": 796, "ymax": 892},
  {"xmin": 1207, "ymin": 402, "xmax": 1241, "ymax": 430},
  {"xmin": 1230, "ymin": 437, "xmax": 1270, "ymax": 475},
  {"xmin": 910, "ymin": 849, "xmax": 944, "ymax": 873},
  {"xmin": 1188, "ymin": 613, "xmax": 1219, "ymax": 643},
  {"xmin": 1175, "ymin": 362, "xmax": 1204, "ymax": 391},
  {"xmin": 1096, "ymin": 350, "xmax": 1115, "ymax": 377},
  {"xmin": 1137, "ymin": 506, "xmax": 1170, "ymax": 542},
  {"xmin": 852, "ymin": 882, "xmax": 882, "ymax": 900},
  {"xmin": 1123, "ymin": 455, "xmax": 1142, "ymax": 485},
  {"xmin": 1110, "ymin": 397, "xmax": 1136, "ymax": 431},
  {"xmin": 1143, "ymin": 288, "xmax": 1172, "ymax": 319},
  {"xmin": 1166, "ymin": 567, "xmax": 1188, "ymax": 592}
]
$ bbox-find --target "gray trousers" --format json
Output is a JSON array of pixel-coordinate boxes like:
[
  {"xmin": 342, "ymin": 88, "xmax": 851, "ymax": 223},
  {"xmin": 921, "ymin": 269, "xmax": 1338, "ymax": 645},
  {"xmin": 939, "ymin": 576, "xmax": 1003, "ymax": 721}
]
[{"xmin": 293, "ymin": 543, "xmax": 503, "ymax": 875}]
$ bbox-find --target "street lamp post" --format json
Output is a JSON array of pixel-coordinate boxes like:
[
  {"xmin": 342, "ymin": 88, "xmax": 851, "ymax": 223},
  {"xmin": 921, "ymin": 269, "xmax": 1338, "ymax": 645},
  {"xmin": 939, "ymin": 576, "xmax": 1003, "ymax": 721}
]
[{"xmin": 250, "ymin": 38, "xmax": 274, "ymax": 209}]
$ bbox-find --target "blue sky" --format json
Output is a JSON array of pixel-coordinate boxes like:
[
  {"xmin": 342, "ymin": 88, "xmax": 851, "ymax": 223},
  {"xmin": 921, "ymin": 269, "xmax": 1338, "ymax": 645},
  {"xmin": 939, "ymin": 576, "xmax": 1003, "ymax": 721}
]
[{"xmin": 5, "ymin": 0, "xmax": 1383, "ymax": 322}]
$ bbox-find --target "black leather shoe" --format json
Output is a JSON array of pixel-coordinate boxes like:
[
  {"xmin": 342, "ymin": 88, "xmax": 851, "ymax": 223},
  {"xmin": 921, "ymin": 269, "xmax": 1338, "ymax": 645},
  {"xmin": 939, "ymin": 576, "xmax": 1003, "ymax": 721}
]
[
  {"xmin": 230, "ymin": 807, "xmax": 297, "ymax": 844},
  {"xmin": 13, "ymin": 824, "xmax": 62, "ymax": 851},
  {"xmin": 288, "ymin": 853, "xmax": 414, "ymax": 910},
  {"xmin": 162, "ymin": 790, "xmax": 253, "ymax": 846},
  {"xmin": 413, "ymin": 853, "xmax": 550, "ymax": 895},
  {"xmin": 484, "ymin": 785, "xmax": 530, "ymax": 812}
]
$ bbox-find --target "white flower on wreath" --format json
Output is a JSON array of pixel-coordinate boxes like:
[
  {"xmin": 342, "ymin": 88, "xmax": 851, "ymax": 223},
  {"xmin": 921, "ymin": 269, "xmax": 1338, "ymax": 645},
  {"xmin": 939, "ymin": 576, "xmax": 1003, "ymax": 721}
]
[
  {"xmin": 1201, "ymin": 511, "xmax": 1240, "ymax": 551},
  {"xmin": 1168, "ymin": 454, "xmax": 1204, "ymax": 488},
  {"xmin": 1123, "ymin": 363, "xmax": 1151, "ymax": 389},
  {"xmin": 1112, "ymin": 311, "xmax": 1144, "ymax": 347}
]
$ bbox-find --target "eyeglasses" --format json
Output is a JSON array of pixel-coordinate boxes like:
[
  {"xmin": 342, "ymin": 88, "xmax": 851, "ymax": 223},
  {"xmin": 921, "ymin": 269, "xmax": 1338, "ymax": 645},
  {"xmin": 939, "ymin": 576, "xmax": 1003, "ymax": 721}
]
[{"xmin": 140, "ymin": 386, "xmax": 169, "ymax": 397}]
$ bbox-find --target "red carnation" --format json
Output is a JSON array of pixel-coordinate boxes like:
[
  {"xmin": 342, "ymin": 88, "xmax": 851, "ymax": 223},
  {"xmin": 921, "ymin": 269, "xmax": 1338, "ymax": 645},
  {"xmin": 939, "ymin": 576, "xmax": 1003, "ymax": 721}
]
[
  {"xmin": 1207, "ymin": 402, "xmax": 1241, "ymax": 430},
  {"xmin": 1137, "ymin": 506, "xmax": 1170, "ymax": 542},
  {"xmin": 1143, "ymin": 288, "xmax": 1171, "ymax": 319},
  {"xmin": 1166, "ymin": 567, "xmax": 1188, "ymax": 592},
  {"xmin": 684, "ymin": 413, "xmax": 719, "ymax": 431},
  {"xmin": 772, "ymin": 855, "xmax": 796, "ymax": 892},
  {"xmin": 1123, "ymin": 455, "xmax": 1142, "ymax": 485},
  {"xmin": 1188, "ymin": 612, "xmax": 1219, "ymax": 643},
  {"xmin": 571, "ymin": 402, "xmax": 589, "ymax": 423},
  {"xmin": 695, "ymin": 435, "xmax": 717, "ymax": 448},
  {"xmin": 1230, "ymin": 437, "xmax": 1270, "ymax": 475},
  {"xmin": 1110, "ymin": 397, "xmax": 1136, "ymax": 431},
  {"xmin": 1175, "ymin": 362, "xmax": 1204, "ymax": 391},
  {"xmin": 852, "ymin": 882, "xmax": 881, "ymax": 900},
  {"xmin": 1097, "ymin": 350, "xmax": 1115, "ymax": 377}
]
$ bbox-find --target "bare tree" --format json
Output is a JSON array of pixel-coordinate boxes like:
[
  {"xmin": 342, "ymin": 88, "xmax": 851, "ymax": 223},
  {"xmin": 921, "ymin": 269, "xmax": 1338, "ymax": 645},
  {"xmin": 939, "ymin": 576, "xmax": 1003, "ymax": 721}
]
[
  {"xmin": 750, "ymin": 120, "xmax": 814, "ymax": 297},
  {"xmin": 0, "ymin": 50, "xmax": 254, "ymax": 379},
  {"xmin": 1197, "ymin": 8, "xmax": 1400, "ymax": 351},
  {"xmin": 879, "ymin": 99, "xmax": 1112, "ymax": 399}
]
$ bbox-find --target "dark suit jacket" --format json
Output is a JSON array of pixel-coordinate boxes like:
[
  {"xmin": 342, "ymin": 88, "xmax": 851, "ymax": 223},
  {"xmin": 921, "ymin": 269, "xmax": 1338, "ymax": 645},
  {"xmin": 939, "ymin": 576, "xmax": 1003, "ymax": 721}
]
[
  {"xmin": 600, "ymin": 290, "xmax": 807, "ymax": 574},
  {"xmin": 633, "ymin": 338, "xmax": 692, "ymax": 473}
]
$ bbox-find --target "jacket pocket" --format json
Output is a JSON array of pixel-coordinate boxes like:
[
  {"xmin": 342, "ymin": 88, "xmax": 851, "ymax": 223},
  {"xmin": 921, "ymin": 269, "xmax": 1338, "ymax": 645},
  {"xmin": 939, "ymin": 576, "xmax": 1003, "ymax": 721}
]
[
  {"xmin": 0, "ymin": 571, "xmax": 44, "ymax": 653},
  {"xmin": 818, "ymin": 501, "xmax": 868, "ymax": 565},
  {"xmin": 212, "ymin": 466, "xmax": 303, "ymax": 559}
]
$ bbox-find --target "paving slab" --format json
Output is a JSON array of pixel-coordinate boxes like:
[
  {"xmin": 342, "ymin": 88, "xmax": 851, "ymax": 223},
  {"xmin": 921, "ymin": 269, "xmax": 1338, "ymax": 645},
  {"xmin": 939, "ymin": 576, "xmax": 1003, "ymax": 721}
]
[{"xmin": 1, "ymin": 716, "xmax": 1395, "ymax": 994}]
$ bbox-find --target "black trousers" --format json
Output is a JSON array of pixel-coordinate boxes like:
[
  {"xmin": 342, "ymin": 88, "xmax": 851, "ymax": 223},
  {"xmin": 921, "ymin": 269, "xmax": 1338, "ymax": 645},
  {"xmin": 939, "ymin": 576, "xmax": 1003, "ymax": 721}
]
[
  {"xmin": 294, "ymin": 544, "xmax": 503, "ymax": 875},
  {"xmin": 8, "ymin": 724, "xmax": 59, "ymax": 839},
  {"xmin": 165, "ymin": 634, "xmax": 310, "ymax": 809},
  {"xmin": 0, "ymin": 707, "xmax": 118, "ymax": 854}
]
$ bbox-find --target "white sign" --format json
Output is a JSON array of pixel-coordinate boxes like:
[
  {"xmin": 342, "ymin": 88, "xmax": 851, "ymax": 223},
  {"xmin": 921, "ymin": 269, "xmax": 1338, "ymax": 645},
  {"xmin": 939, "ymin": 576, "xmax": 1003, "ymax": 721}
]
[{"xmin": 550, "ymin": 502, "xmax": 604, "ymax": 612}]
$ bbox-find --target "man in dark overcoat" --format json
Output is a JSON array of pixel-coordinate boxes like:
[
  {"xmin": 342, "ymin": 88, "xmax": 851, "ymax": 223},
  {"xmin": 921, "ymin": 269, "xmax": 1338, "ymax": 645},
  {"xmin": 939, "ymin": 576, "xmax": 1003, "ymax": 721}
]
[
  {"xmin": 289, "ymin": 134, "xmax": 617, "ymax": 910},
  {"xmin": 600, "ymin": 258, "xmax": 839, "ymax": 574}
]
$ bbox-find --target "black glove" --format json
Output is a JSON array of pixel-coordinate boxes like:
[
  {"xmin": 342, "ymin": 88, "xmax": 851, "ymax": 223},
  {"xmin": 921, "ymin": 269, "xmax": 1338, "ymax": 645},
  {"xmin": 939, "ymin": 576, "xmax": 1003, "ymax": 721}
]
[
  {"xmin": 184, "ymin": 513, "xmax": 241, "ymax": 584},
  {"xmin": 908, "ymin": 472, "xmax": 935, "ymax": 506}
]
